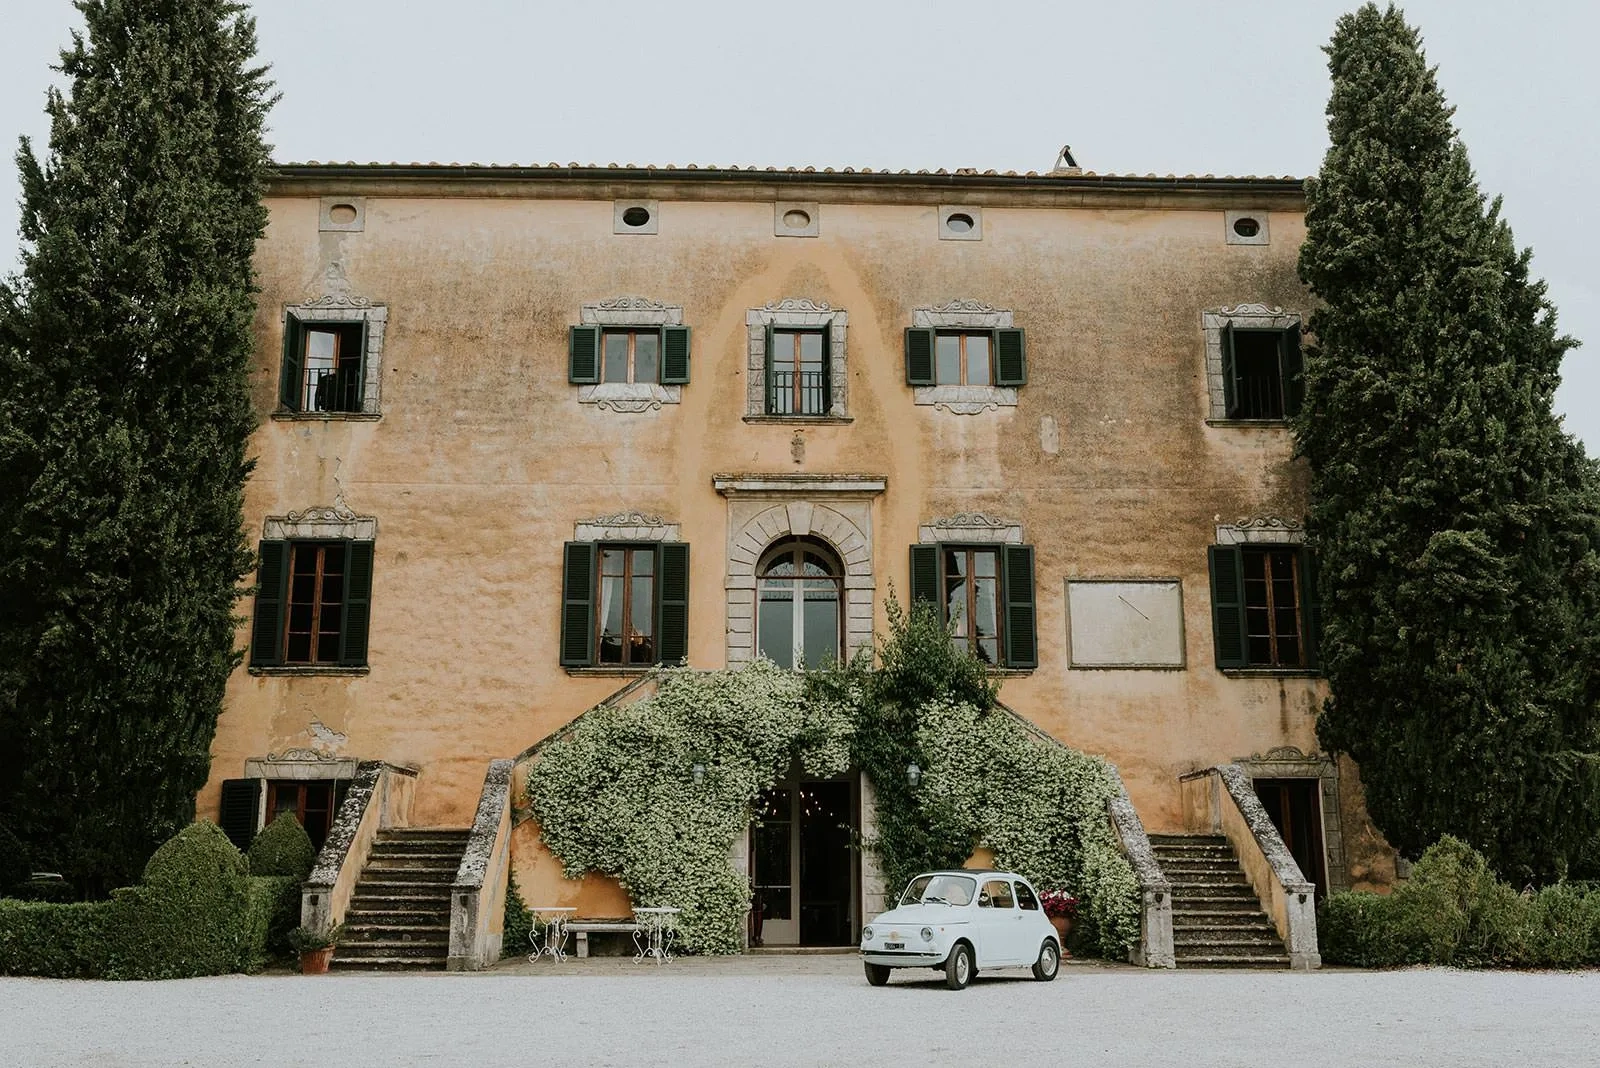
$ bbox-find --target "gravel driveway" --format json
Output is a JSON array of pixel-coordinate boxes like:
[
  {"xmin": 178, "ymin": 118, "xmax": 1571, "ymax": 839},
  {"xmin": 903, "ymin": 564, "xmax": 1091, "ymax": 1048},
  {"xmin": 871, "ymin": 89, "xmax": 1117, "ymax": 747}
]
[{"xmin": 2, "ymin": 955, "xmax": 1596, "ymax": 1067}]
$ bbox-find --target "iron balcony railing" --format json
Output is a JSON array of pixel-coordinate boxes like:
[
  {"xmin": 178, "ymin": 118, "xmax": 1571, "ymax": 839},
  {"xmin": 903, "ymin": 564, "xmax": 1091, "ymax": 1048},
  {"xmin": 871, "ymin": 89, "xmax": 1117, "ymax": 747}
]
[
  {"xmin": 766, "ymin": 369, "xmax": 828, "ymax": 416},
  {"xmin": 302, "ymin": 366, "xmax": 364, "ymax": 413}
]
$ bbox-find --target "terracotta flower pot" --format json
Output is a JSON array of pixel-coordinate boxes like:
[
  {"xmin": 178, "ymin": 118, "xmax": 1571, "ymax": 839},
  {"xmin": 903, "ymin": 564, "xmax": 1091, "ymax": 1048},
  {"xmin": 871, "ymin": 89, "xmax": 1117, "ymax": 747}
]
[
  {"xmin": 1049, "ymin": 915, "xmax": 1073, "ymax": 943},
  {"xmin": 299, "ymin": 947, "xmax": 334, "ymax": 975}
]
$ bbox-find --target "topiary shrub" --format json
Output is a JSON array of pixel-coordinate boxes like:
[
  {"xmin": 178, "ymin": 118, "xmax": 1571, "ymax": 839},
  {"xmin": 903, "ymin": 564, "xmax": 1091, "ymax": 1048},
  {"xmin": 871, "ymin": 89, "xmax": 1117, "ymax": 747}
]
[
  {"xmin": 0, "ymin": 824, "xmax": 31, "ymax": 893},
  {"xmin": 245, "ymin": 876, "xmax": 301, "ymax": 966},
  {"xmin": 246, "ymin": 813, "xmax": 317, "ymax": 880},
  {"xmin": 501, "ymin": 869, "xmax": 533, "ymax": 959}
]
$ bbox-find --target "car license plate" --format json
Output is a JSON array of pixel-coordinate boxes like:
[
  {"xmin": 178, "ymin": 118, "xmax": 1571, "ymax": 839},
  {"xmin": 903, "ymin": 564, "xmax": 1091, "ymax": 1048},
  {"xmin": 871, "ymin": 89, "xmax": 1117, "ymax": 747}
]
[{"xmin": 884, "ymin": 942, "xmax": 904, "ymax": 950}]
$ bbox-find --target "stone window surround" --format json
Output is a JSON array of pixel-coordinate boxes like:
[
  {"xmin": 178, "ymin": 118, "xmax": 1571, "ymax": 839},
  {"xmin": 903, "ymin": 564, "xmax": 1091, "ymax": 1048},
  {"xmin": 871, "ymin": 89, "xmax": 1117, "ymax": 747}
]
[
  {"xmin": 912, "ymin": 300, "xmax": 1019, "ymax": 415},
  {"xmin": 745, "ymin": 299, "xmax": 849, "ymax": 420},
  {"xmin": 277, "ymin": 296, "xmax": 388, "ymax": 420},
  {"xmin": 715, "ymin": 474, "xmax": 886, "ymax": 667},
  {"xmin": 1225, "ymin": 209, "xmax": 1269, "ymax": 246},
  {"xmin": 573, "ymin": 511, "xmax": 682, "ymax": 543},
  {"xmin": 577, "ymin": 297, "xmax": 685, "ymax": 413},
  {"xmin": 1214, "ymin": 515, "xmax": 1305, "ymax": 546},
  {"xmin": 918, "ymin": 512, "xmax": 1023, "ymax": 545},
  {"xmin": 263, "ymin": 503, "xmax": 378, "ymax": 543},
  {"xmin": 1232, "ymin": 745, "xmax": 1349, "ymax": 894},
  {"xmin": 1203, "ymin": 303, "xmax": 1302, "ymax": 424},
  {"xmin": 613, "ymin": 200, "xmax": 659, "ymax": 235},
  {"xmin": 319, "ymin": 196, "xmax": 366, "ymax": 233},
  {"xmin": 774, "ymin": 201, "xmax": 820, "ymax": 238},
  {"xmin": 938, "ymin": 205, "xmax": 983, "ymax": 241}
]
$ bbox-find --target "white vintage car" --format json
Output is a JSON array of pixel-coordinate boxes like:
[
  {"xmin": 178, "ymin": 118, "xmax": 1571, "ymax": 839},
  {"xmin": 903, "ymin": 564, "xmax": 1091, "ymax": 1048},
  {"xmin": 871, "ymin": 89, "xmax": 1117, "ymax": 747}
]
[{"xmin": 859, "ymin": 869, "xmax": 1061, "ymax": 989}]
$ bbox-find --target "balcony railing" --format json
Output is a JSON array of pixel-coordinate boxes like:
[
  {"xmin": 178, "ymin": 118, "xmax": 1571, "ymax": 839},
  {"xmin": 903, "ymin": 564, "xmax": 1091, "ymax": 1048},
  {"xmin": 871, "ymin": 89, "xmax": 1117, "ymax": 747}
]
[
  {"xmin": 302, "ymin": 366, "xmax": 364, "ymax": 413},
  {"xmin": 766, "ymin": 369, "xmax": 828, "ymax": 416}
]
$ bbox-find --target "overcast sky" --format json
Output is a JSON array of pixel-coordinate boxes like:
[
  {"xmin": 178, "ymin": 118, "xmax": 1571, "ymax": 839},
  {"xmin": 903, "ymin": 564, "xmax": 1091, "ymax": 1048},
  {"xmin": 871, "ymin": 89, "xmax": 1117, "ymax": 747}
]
[{"xmin": 2, "ymin": 0, "xmax": 1595, "ymax": 449}]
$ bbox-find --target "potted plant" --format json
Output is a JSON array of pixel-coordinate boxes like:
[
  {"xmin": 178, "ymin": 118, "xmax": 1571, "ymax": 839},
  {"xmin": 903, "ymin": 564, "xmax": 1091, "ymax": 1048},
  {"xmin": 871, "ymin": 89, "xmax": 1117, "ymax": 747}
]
[
  {"xmin": 1039, "ymin": 890, "xmax": 1078, "ymax": 945},
  {"xmin": 288, "ymin": 922, "xmax": 344, "ymax": 975}
]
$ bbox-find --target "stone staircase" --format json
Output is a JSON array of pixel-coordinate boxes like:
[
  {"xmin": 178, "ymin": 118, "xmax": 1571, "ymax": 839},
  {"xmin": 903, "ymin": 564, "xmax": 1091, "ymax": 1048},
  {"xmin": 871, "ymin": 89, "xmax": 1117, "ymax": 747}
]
[
  {"xmin": 331, "ymin": 828, "xmax": 471, "ymax": 972},
  {"xmin": 1149, "ymin": 833, "xmax": 1291, "ymax": 969}
]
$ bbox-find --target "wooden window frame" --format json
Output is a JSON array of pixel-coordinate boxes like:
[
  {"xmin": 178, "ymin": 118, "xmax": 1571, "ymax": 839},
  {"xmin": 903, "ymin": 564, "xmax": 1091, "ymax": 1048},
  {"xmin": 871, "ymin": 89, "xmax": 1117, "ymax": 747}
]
[
  {"xmin": 768, "ymin": 329, "xmax": 830, "ymax": 416},
  {"xmin": 941, "ymin": 546, "xmax": 1004, "ymax": 664},
  {"xmin": 934, "ymin": 330, "xmax": 994, "ymax": 387},
  {"xmin": 600, "ymin": 328, "xmax": 662, "ymax": 386},
  {"xmin": 299, "ymin": 322, "xmax": 364, "ymax": 413},
  {"xmin": 756, "ymin": 538, "xmax": 844, "ymax": 669},
  {"xmin": 1242, "ymin": 546, "xmax": 1305, "ymax": 668},
  {"xmin": 596, "ymin": 544, "xmax": 657, "ymax": 667},
  {"xmin": 284, "ymin": 541, "xmax": 346, "ymax": 666}
]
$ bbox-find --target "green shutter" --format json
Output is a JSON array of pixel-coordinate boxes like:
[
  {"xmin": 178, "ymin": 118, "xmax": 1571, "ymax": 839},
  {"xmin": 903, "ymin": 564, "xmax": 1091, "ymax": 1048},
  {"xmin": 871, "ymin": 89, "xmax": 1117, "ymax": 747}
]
[
  {"xmin": 249, "ymin": 540, "xmax": 289, "ymax": 667},
  {"xmin": 1281, "ymin": 325, "xmax": 1304, "ymax": 417},
  {"xmin": 905, "ymin": 328, "xmax": 935, "ymax": 386},
  {"xmin": 763, "ymin": 324, "xmax": 777, "ymax": 414},
  {"xmin": 352, "ymin": 318, "xmax": 371, "ymax": 412},
  {"xmin": 819, "ymin": 324, "xmax": 833, "ymax": 414},
  {"xmin": 279, "ymin": 315, "xmax": 304, "ymax": 411},
  {"xmin": 560, "ymin": 542, "xmax": 597, "ymax": 666},
  {"xmin": 661, "ymin": 326, "xmax": 691, "ymax": 385},
  {"xmin": 1002, "ymin": 544, "xmax": 1038, "ymax": 669},
  {"xmin": 218, "ymin": 779, "xmax": 263, "ymax": 851},
  {"xmin": 656, "ymin": 542, "xmax": 690, "ymax": 665},
  {"xmin": 1209, "ymin": 545, "xmax": 1247, "ymax": 669},
  {"xmin": 994, "ymin": 328, "xmax": 1028, "ymax": 386},
  {"xmin": 340, "ymin": 541, "xmax": 375, "ymax": 667},
  {"xmin": 1300, "ymin": 547, "xmax": 1322, "ymax": 670},
  {"xmin": 569, "ymin": 326, "xmax": 600, "ymax": 384},
  {"xmin": 1221, "ymin": 323, "xmax": 1240, "ymax": 418},
  {"xmin": 910, "ymin": 544, "xmax": 940, "ymax": 606}
]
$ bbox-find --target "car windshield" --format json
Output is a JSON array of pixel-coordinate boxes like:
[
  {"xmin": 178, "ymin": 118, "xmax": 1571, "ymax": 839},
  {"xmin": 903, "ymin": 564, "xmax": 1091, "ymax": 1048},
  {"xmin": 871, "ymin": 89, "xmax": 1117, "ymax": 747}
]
[{"xmin": 899, "ymin": 874, "xmax": 977, "ymax": 907}]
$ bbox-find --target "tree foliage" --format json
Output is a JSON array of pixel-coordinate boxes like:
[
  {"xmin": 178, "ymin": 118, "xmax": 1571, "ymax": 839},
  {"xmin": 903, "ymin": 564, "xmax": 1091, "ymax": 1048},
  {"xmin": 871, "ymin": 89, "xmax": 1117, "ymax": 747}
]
[
  {"xmin": 1297, "ymin": 4, "xmax": 1600, "ymax": 882},
  {"xmin": 0, "ymin": 1, "xmax": 274, "ymax": 892}
]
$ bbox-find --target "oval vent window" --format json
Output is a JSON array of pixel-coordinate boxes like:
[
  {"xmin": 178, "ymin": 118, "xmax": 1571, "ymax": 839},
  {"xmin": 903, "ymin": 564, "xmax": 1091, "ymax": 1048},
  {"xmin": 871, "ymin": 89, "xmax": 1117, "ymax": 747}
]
[
  {"xmin": 328, "ymin": 203, "xmax": 358, "ymax": 225},
  {"xmin": 1232, "ymin": 216, "xmax": 1261, "ymax": 238},
  {"xmin": 622, "ymin": 206, "xmax": 652, "ymax": 228},
  {"xmin": 783, "ymin": 209, "xmax": 812, "ymax": 230},
  {"xmin": 945, "ymin": 212, "xmax": 974, "ymax": 233}
]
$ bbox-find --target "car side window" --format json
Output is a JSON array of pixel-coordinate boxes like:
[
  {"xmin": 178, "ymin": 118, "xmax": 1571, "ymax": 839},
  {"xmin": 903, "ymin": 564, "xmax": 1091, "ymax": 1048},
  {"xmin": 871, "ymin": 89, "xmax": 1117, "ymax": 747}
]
[
  {"xmin": 980, "ymin": 879, "xmax": 1014, "ymax": 909},
  {"xmin": 1015, "ymin": 881, "xmax": 1040, "ymax": 911}
]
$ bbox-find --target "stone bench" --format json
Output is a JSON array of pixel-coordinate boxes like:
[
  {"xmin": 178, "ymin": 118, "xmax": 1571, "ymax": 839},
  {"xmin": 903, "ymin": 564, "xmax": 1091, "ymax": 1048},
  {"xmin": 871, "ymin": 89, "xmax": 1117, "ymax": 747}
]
[{"xmin": 565, "ymin": 920, "xmax": 642, "ymax": 958}]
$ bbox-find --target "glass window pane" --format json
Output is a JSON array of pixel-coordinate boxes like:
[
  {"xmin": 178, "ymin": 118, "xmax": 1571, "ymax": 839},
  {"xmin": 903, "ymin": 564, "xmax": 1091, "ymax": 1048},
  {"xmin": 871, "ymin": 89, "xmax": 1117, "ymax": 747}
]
[
  {"xmin": 974, "ymin": 576, "xmax": 998, "ymax": 639},
  {"xmin": 966, "ymin": 333, "xmax": 991, "ymax": 385},
  {"xmin": 286, "ymin": 632, "xmax": 313, "ymax": 663},
  {"xmin": 974, "ymin": 550, "xmax": 997, "ymax": 578},
  {"xmin": 1016, "ymin": 882, "xmax": 1039, "ymax": 910},
  {"xmin": 316, "ymin": 631, "xmax": 341, "ymax": 663},
  {"xmin": 305, "ymin": 329, "xmax": 337, "ymax": 363},
  {"xmin": 598, "ymin": 574, "xmax": 624, "ymax": 664},
  {"xmin": 799, "ymin": 332, "xmax": 824, "ymax": 363},
  {"xmin": 801, "ymin": 593, "xmax": 839, "ymax": 669},
  {"xmin": 632, "ymin": 575, "xmax": 654, "ymax": 637},
  {"xmin": 759, "ymin": 587, "xmax": 795, "ymax": 669},
  {"xmin": 634, "ymin": 332, "xmax": 659, "ymax": 383},
  {"xmin": 1247, "ymin": 636, "xmax": 1272, "ymax": 665},
  {"xmin": 935, "ymin": 334, "xmax": 960, "ymax": 385},
  {"xmin": 1243, "ymin": 549, "xmax": 1266, "ymax": 581},
  {"xmin": 1277, "ymin": 636, "xmax": 1301, "ymax": 666},
  {"xmin": 603, "ymin": 332, "xmax": 630, "ymax": 383},
  {"xmin": 601, "ymin": 548, "xmax": 626, "ymax": 576},
  {"xmin": 631, "ymin": 548, "xmax": 655, "ymax": 576}
]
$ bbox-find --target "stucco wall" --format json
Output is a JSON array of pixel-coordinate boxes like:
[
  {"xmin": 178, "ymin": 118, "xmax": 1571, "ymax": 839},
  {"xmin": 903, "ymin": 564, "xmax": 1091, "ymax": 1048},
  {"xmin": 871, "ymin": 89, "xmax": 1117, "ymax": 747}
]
[{"xmin": 198, "ymin": 172, "xmax": 1388, "ymax": 893}]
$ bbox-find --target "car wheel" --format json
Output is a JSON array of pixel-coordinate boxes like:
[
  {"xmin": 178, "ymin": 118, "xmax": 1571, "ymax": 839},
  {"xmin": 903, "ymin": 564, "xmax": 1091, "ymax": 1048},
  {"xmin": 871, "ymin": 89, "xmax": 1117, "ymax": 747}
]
[
  {"xmin": 864, "ymin": 962, "xmax": 891, "ymax": 987},
  {"xmin": 1032, "ymin": 939, "xmax": 1060, "ymax": 982},
  {"xmin": 944, "ymin": 943, "xmax": 974, "ymax": 990}
]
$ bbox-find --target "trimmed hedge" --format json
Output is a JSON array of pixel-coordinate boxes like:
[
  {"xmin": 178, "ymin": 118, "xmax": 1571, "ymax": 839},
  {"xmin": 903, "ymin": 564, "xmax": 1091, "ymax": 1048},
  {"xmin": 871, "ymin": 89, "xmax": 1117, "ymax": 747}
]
[
  {"xmin": 247, "ymin": 813, "xmax": 317, "ymax": 881},
  {"xmin": 1319, "ymin": 836, "xmax": 1600, "ymax": 968},
  {"xmin": 0, "ymin": 821, "xmax": 298, "ymax": 979}
]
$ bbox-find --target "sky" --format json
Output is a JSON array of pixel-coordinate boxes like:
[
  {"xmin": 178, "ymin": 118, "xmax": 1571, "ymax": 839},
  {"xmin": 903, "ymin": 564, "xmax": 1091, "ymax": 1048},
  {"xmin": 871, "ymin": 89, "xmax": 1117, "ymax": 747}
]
[{"xmin": 1, "ymin": 0, "xmax": 1595, "ymax": 450}]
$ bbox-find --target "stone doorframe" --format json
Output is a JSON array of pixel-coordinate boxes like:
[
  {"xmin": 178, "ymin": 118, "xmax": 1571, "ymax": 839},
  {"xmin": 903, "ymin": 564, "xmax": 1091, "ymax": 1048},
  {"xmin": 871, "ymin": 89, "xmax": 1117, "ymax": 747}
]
[
  {"xmin": 713, "ymin": 474, "xmax": 887, "ymax": 667},
  {"xmin": 1233, "ymin": 745, "xmax": 1348, "ymax": 893}
]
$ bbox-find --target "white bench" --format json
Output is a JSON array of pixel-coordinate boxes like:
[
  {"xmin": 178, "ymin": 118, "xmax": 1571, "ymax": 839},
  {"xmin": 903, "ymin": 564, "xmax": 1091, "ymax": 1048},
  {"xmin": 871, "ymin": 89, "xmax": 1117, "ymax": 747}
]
[{"xmin": 565, "ymin": 920, "xmax": 642, "ymax": 958}]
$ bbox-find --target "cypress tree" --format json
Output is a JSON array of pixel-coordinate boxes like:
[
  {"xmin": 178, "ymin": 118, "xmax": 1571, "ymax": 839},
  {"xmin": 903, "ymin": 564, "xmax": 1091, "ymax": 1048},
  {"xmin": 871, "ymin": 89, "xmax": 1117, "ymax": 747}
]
[
  {"xmin": 0, "ymin": 1, "xmax": 273, "ymax": 893},
  {"xmin": 1297, "ymin": 4, "xmax": 1600, "ymax": 882}
]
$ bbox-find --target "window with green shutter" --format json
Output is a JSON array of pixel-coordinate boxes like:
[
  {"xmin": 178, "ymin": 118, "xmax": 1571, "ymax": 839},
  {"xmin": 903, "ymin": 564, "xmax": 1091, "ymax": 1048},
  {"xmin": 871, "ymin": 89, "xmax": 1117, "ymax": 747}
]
[
  {"xmin": 569, "ymin": 325, "xmax": 601, "ymax": 384},
  {"xmin": 279, "ymin": 314, "xmax": 365, "ymax": 413},
  {"xmin": 1210, "ymin": 543, "xmax": 1316, "ymax": 670},
  {"xmin": 1221, "ymin": 325, "xmax": 1302, "ymax": 420},
  {"xmin": 572, "ymin": 325, "xmax": 692, "ymax": 387},
  {"xmin": 217, "ymin": 779, "xmax": 264, "ymax": 851},
  {"xmin": 562, "ymin": 541, "xmax": 691, "ymax": 668},
  {"xmin": 249, "ymin": 539, "xmax": 375, "ymax": 669},
  {"xmin": 910, "ymin": 542, "xmax": 1036, "ymax": 668}
]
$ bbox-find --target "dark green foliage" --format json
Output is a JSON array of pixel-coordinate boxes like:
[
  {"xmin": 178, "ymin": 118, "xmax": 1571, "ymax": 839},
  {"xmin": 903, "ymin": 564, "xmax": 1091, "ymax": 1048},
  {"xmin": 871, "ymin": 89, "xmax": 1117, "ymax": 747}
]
[
  {"xmin": 1319, "ymin": 837, "xmax": 1600, "ymax": 967},
  {"xmin": 246, "ymin": 813, "xmax": 316, "ymax": 880},
  {"xmin": 0, "ymin": 823, "xmax": 29, "ymax": 891},
  {"xmin": 501, "ymin": 869, "xmax": 533, "ymax": 959},
  {"xmin": 0, "ymin": 1, "xmax": 274, "ymax": 892},
  {"xmin": 0, "ymin": 821, "xmax": 279, "ymax": 977},
  {"xmin": 1297, "ymin": 4, "xmax": 1600, "ymax": 882}
]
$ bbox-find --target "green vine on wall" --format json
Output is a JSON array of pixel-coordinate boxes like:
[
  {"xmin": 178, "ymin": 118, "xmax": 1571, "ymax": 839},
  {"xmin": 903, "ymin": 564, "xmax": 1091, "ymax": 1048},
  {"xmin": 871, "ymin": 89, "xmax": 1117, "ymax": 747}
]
[{"xmin": 525, "ymin": 595, "xmax": 1140, "ymax": 958}]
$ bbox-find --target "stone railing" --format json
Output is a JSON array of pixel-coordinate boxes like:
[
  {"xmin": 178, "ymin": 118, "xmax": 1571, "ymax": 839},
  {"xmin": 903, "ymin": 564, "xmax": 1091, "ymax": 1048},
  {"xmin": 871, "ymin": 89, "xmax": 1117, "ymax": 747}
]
[
  {"xmin": 1105, "ymin": 768, "xmax": 1175, "ymax": 968},
  {"xmin": 1181, "ymin": 764, "xmax": 1319, "ymax": 969},
  {"xmin": 301, "ymin": 760, "xmax": 417, "ymax": 932},
  {"xmin": 448, "ymin": 758, "xmax": 515, "ymax": 971}
]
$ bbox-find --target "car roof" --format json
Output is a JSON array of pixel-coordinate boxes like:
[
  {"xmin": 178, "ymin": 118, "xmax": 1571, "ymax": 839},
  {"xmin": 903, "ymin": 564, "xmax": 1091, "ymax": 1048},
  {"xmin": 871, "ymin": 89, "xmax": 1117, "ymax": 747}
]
[{"xmin": 917, "ymin": 869, "xmax": 1030, "ymax": 880}]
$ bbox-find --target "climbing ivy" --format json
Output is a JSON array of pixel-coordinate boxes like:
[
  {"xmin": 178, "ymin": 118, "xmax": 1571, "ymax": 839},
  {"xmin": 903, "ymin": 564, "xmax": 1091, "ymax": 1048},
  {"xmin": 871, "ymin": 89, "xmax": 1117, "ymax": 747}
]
[{"xmin": 525, "ymin": 596, "xmax": 1140, "ymax": 958}]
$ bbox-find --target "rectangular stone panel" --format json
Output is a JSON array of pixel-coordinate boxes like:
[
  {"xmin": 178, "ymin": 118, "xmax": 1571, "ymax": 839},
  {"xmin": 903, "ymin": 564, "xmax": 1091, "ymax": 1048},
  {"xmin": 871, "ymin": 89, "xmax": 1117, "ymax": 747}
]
[{"xmin": 1066, "ymin": 579, "xmax": 1185, "ymax": 668}]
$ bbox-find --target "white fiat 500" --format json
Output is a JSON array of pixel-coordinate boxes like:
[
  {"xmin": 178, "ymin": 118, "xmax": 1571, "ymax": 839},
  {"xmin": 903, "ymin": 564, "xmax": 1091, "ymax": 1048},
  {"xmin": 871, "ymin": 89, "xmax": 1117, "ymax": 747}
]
[{"xmin": 860, "ymin": 870, "xmax": 1061, "ymax": 989}]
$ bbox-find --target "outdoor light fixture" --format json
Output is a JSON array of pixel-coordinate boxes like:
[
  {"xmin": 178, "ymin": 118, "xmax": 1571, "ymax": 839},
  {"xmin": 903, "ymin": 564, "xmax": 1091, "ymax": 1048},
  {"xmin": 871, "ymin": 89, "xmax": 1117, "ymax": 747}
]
[
  {"xmin": 692, "ymin": 762, "xmax": 706, "ymax": 785},
  {"xmin": 906, "ymin": 762, "xmax": 921, "ymax": 787}
]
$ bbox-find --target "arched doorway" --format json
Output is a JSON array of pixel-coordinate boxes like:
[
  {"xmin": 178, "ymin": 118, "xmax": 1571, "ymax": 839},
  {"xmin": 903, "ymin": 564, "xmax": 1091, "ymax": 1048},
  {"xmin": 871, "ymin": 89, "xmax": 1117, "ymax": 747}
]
[{"xmin": 756, "ymin": 538, "xmax": 842, "ymax": 670}]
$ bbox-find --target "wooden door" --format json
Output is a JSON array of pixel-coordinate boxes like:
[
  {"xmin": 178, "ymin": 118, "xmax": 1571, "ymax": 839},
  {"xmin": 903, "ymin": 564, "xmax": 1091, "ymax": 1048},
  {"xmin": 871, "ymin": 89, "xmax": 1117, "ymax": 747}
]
[{"xmin": 1253, "ymin": 777, "xmax": 1328, "ymax": 899}]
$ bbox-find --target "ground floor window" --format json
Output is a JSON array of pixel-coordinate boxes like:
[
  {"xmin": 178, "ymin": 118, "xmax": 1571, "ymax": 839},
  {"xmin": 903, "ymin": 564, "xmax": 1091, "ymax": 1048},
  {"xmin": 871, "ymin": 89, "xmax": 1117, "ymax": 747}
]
[{"xmin": 265, "ymin": 780, "xmax": 344, "ymax": 851}]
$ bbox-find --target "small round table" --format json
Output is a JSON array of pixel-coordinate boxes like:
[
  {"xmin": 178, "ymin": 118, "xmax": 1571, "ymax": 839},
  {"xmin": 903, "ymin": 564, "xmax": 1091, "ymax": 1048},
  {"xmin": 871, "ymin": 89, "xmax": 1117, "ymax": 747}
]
[
  {"xmin": 527, "ymin": 906, "xmax": 576, "ymax": 963},
  {"xmin": 631, "ymin": 907, "xmax": 681, "ymax": 964}
]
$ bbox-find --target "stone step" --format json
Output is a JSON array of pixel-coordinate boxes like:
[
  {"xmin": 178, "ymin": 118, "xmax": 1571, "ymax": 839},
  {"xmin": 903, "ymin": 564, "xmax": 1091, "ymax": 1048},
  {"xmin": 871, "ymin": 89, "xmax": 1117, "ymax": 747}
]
[
  {"xmin": 337, "ymin": 937, "xmax": 450, "ymax": 956},
  {"xmin": 1164, "ymin": 870, "xmax": 1251, "ymax": 884},
  {"xmin": 1158, "ymin": 856, "xmax": 1241, "ymax": 869},
  {"xmin": 1175, "ymin": 930, "xmax": 1285, "ymax": 949},
  {"xmin": 365, "ymin": 848, "xmax": 467, "ymax": 863},
  {"xmin": 1168, "ymin": 882, "xmax": 1257, "ymax": 895},
  {"xmin": 350, "ymin": 884, "xmax": 453, "ymax": 903},
  {"xmin": 329, "ymin": 955, "xmax": 448, "ymax": 972},
  {"xmin": 357, "ymin": 865, "xmax": 456, "ymax": 883},
  {"xmin": 345, "ymin": 908, "xmax": 449, "ymax": 928},
  {"xmin": 1175, "ymin": 954, "xmax": 1291, "ymax": 969},
  {"xmin": 1148, "ymin": 834, "xmax": 1227, "ymax": 846},
  {"xmin": 344, "ymin": 923, "xmax": 451, "ymax": 942},
  {"xmin": 377, "ymin": 828, "xmax": 471, "ymax": 840},
  {"xmin": 1172, "ymin": 915, "xmax": 1277, "ymax": 931}
]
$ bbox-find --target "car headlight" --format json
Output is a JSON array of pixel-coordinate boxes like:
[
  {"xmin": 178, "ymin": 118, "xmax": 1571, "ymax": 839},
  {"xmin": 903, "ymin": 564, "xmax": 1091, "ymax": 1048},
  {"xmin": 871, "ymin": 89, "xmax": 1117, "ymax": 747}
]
[
  {"xmin": 862, "ymin": 926, "xmax": 873, "ymax": 941},
  {"xmin": 921, "ymin": 927, "xmax": 934, "ymax": 942}
]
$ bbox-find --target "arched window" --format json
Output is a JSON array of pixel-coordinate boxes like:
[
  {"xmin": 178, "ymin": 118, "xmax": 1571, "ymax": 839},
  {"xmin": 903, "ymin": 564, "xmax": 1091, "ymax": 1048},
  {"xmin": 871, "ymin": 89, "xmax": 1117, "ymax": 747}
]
[{"xmin": 757, "ymin": 538, "xmax": 842, "ymax": 670}]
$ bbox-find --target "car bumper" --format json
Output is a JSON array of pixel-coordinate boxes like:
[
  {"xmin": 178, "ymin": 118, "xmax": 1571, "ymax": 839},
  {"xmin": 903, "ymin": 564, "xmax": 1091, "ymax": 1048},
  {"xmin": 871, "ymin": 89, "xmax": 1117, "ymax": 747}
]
[{"xmin": 861, "ymin": 948, "xmax": 948, "ymax": 967}]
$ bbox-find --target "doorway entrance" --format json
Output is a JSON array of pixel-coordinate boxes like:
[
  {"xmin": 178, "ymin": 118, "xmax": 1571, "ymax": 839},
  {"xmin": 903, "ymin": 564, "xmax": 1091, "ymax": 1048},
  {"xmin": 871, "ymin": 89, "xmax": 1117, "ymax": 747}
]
[
  {"xmin": 1253, "ymin": 777, "xmax": 1328, "ymax": 899},
  {"xmin": 750, "ymin": 776, "xmax": 858, "ymax": 946}
]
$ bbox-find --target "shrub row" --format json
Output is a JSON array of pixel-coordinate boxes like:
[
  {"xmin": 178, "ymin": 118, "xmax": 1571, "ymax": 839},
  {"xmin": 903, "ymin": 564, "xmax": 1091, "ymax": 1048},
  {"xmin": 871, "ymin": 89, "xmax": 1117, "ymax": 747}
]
[
  {"xmin": 0, "ymin": 821, "xmax": 309, "ymax": 979},
  {"xmin": 1319, "ymin": 836, "xmax": 1600, "ymax": 968}
]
